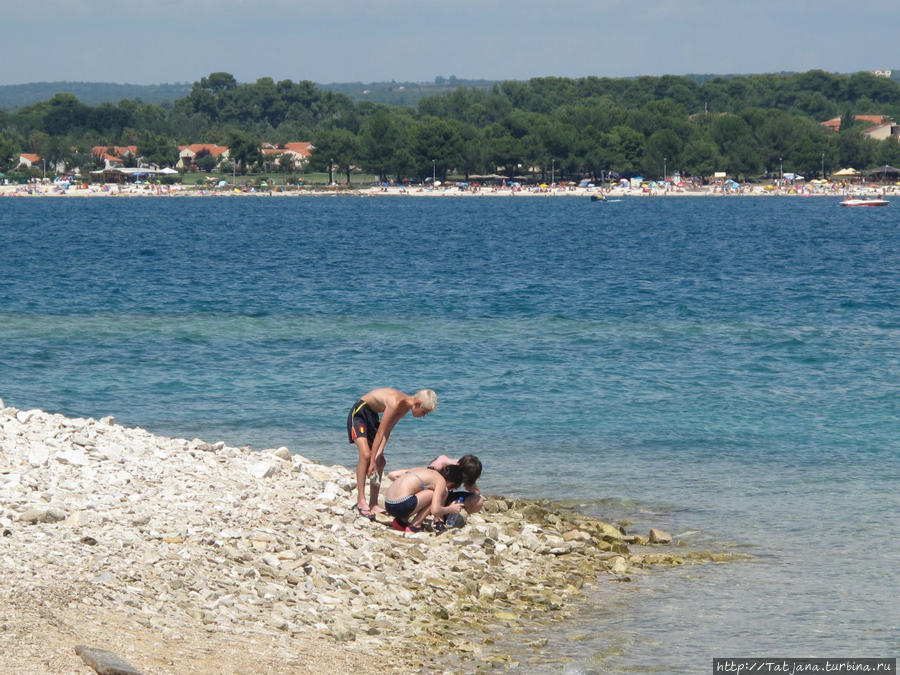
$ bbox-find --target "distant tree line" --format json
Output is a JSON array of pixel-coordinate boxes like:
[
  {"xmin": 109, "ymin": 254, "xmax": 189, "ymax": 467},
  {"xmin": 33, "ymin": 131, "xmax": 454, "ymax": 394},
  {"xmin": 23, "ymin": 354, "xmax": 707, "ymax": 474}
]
[{"xmin": 3, "ymin": 69, "xmax": 900, "ymax": 183}]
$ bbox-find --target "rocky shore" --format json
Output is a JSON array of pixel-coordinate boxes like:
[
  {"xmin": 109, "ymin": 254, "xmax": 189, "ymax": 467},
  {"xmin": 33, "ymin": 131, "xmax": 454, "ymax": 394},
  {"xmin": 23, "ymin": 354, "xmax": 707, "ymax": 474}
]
[{"xmin": 0, "ymin": 402, "xmax": 719, "ymax": 674}]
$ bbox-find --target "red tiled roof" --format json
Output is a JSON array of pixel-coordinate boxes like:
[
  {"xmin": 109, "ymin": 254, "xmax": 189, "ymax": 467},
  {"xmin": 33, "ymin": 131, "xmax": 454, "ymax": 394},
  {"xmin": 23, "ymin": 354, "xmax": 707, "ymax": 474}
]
[
  {"xmin": 91, "ymin": 145, "xmax": 137, "ymax": 157},
  {"xmin": 260, "ymin": 142, "xmax": 314, "ymax": 157},
  {"xmin": 20, "ymin": 153, "xmax": 40, "ymax": 163},
  {"xmin": 179, "ymin": 144, "xmax": 229, "ymax": 157},
  {"xmin": 283, "ymin": 142, "xmax": 314, "ymax": 157},
  {"xmin": 821, "ymin": 115, "xmax": 890, "ymax": 131}
]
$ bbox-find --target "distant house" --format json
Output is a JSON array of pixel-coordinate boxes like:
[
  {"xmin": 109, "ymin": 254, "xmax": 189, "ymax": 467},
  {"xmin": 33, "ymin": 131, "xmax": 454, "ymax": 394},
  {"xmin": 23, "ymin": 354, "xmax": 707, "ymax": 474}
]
[
  {"xmin": 177, "ymin": 144, "xmax": 230, "ymax": 169},
  {"xmin": 91, "ymin": 145, "xmax": 138, "ymax": 169},
  {"xmin": 820, "ymin": 115, "xmax": 891, "ymax": 132},
  {"xmin": 862, "ymin": 121, "xmax": 900, "ymax": 141},
  {"xmin": 17, "ymin": 153, "xmax": 41, "ymax": 168},
  {"xmin": 260, "ymin": 142, "xmax": 315, "ymax": 169}
]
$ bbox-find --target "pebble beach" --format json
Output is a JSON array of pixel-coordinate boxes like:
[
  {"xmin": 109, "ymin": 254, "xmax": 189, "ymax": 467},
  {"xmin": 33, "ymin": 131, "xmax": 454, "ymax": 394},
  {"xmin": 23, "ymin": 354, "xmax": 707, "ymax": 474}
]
[{"xmin": 0, "ymin": 401, "xmax": 719, "ymax": 674}]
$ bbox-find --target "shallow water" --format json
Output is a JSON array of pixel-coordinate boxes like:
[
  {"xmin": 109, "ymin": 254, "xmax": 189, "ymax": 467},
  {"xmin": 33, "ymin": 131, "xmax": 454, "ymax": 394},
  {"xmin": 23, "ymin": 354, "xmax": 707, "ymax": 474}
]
[{"xmin": 1, "ymin": 195, "xmax": 897, "ymax": 671}]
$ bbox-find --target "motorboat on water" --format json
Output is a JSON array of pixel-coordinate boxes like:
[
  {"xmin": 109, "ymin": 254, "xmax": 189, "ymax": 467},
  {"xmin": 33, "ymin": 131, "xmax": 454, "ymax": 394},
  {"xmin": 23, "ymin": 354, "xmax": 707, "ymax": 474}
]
[{"xmin": 840, "ymin": 195, "xmax": 889, "ymax": 207}]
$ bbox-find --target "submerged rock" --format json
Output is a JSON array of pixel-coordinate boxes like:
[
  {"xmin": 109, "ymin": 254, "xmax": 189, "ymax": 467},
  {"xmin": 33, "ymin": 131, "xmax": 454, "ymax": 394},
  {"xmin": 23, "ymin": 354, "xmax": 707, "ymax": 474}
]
[{"xmin": 649, "ymin": 528, "xmax": 673, "ymax": 544}]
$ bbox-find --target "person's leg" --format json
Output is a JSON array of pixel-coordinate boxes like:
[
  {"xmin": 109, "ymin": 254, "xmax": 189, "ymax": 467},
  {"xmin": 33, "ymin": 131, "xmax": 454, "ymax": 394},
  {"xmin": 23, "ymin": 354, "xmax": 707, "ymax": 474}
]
[
  {"xmin": 407, "ymin": 490, "xmax": 435, "ymax": 529},
  {"xmin": 369, "ymin": 454, "xmax": 387, "ymax": 512},
  {"xmin": 354, "ymin": 437, "xmax": 375, "ymax": 515},
  {"xmin": 464, "ymin": 493, "xmax": 484, "ymax": 514}
]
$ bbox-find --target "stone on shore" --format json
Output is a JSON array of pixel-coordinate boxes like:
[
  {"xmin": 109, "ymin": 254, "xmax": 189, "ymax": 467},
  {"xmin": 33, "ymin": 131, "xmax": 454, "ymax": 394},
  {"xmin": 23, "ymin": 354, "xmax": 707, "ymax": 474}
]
[
  {"xmin": 649, "ymin": 528, "xmax": 673, "ymax": 544},
  {"xmin": 74, "ymin": 645, "xmax": 142, "ymax": 674}
]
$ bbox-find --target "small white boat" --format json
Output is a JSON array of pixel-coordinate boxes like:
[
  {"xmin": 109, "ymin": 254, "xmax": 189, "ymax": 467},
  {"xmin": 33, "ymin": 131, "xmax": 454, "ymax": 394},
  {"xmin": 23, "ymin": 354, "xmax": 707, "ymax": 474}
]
[{"xmin": 840, "ymin": 196, "xmax": 889, "ymax": 207}]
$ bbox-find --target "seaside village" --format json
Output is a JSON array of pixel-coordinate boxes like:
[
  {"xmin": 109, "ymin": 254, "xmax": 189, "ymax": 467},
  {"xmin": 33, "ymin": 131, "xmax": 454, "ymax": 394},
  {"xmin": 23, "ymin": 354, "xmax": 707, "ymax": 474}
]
[{"xmin": 4, "ymin": 114, "xmax": 900, "ymax": 199}]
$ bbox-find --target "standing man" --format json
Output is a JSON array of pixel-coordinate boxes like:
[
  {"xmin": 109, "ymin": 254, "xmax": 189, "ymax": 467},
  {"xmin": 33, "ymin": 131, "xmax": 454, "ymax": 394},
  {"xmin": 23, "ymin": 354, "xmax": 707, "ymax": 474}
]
[{"xmin": 346, "ymin": 388, "xmax": 437, "ymax": 519}]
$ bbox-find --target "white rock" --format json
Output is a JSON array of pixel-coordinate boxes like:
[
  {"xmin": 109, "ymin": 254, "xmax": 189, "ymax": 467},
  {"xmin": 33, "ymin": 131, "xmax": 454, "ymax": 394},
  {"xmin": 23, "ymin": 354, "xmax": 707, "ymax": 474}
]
[
  {"xmin": 318, "ymin": 482, "xmax": 344, "ymax": 504},
  {"xmin": 27, "ymin": 446, "xmax": 51, "ymax": 466},
  {"xmin": 56, "ymin": 447, "xmax": 90, "ymax": 466},
  {"xmin": 271, "ymin": 447, "xmax": 291, "ymax": 461},
  {"xmin": 249, "ymin": 462, "xmax": 279, "ymax": 479},
  {"xmin": 20, "ymin": 507, "xmax": 68, "ymax": 524}
]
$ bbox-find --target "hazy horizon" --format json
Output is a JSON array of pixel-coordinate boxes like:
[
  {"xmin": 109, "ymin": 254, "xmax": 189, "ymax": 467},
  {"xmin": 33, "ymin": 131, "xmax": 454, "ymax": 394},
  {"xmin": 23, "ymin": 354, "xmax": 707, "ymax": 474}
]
[{"xmin": 3, "ymin": 0, "xmax": 899, "ymax": 88}]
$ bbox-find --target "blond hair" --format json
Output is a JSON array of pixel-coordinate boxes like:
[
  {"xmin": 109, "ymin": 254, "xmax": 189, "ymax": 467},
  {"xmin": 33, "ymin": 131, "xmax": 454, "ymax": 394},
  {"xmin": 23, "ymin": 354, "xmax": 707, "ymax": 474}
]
[{"xmin": 414, "ymin": 389, "xmax": 437, "ymax": 412}]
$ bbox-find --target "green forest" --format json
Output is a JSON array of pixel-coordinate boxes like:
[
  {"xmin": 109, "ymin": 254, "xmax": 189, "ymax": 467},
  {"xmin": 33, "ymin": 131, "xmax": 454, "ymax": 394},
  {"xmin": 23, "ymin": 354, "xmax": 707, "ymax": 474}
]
[{"xmin": 3, "ymin": 69, "xmax": 900, "ymax": 184}]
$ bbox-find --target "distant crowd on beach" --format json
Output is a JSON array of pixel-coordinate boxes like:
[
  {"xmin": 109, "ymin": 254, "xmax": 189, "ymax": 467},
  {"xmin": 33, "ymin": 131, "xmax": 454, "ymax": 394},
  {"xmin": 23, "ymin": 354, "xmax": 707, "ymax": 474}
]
[
  {"xmin": 346, "ymin": 388, "xmax": 483, "ymax": 534},
  {"xmin": 3, "ymin": 175, "xmax": 898, "ymax": 199}
]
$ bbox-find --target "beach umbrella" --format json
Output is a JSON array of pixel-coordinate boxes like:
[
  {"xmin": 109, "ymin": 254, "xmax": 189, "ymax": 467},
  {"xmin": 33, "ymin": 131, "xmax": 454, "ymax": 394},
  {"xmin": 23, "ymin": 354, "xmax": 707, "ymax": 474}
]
[
  {"xmin": 866, "ymin": 164, "xmax": 900, "ymax": 178},
  {"xmin": 833, "ymin": 167, "xmax": 860, "ymax": 176}
]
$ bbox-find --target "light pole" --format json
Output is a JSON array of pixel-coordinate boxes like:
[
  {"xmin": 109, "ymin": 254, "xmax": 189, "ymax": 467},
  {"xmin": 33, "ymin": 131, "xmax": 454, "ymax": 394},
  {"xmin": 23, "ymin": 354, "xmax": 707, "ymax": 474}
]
[
  {"xmin": 232, "ymin": 156, "xmax": 236, "ymax": 186},
  {"xmin": 329, "ymin": 158, "xmax": 334, "ymax": 185},
  {"xmin": 821, "ymin": 152, "xmax": 825, "ymax": 179},
  {"xmin": 551, "ymin": 159, "xmax": 555, "ymax": 186},
  {"xmin": 664, "ymin": 156, "xmax": 667, "ymax": 188},
  {"xmin": 780, "ymin": 156, "xmax": 783, "ymax": 182},
  {"xmin": 432, "ymin": 159, "xmax": 436, "ymax": 187},
  {"xmin": 42, "ymin": 158, "xmax": 46, "ymax": 181}
]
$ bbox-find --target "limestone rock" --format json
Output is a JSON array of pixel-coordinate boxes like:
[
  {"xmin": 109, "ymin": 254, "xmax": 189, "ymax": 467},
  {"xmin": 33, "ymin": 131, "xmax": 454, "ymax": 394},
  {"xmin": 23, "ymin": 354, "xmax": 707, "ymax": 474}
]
[
  {"xmin": 20, "ymin": 507, "xmax": 68, "ymax": 524},
  {"xmin": 649, "ymin": 528, "xmax": 672, "ymax": 544},
  {"xmin": 75, "ymin": 645, "xmax": 142, "ymax": 674},
  {"xmin": 249, "ymin": 461, "xmax": 279, "ymax": 479},
  {"xmin": 271, "ymin": 447, "xmax": 291, "ymax": 461}
]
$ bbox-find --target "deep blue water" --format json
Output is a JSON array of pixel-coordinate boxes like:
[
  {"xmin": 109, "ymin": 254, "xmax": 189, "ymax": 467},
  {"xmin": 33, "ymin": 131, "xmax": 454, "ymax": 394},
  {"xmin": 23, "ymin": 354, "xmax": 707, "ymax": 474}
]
[{"xmin": 1, "ymin": 195, "xmax": 897, "ymax": 672}]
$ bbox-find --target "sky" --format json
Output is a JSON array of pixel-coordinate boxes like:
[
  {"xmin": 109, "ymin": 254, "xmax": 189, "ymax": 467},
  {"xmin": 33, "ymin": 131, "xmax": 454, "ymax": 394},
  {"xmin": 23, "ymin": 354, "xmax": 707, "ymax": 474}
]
[{"xmin": 4, "ymin": 0, "xmax": 899, "ymax": 86}]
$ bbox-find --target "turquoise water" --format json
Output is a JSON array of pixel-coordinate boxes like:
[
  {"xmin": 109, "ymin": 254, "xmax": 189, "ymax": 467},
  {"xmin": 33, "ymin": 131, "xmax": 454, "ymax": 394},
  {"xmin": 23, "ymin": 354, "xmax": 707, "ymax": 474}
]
[{"xmin": 1, "ymin": 196, "xmax": 897, "ymax": 671}]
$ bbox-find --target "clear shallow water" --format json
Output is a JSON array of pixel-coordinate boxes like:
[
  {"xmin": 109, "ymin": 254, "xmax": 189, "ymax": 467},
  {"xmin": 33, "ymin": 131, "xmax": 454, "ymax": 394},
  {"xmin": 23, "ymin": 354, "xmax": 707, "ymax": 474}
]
[{"xmin": 1, "ymin": 196, "xmax": 897, "ymax": 671}]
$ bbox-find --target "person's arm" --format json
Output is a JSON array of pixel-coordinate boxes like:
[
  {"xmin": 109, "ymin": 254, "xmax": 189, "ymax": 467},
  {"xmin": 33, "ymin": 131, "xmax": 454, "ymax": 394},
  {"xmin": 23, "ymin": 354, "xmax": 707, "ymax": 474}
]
[
  {"xmin": 428, "ymin": 454, "xmax": 455, "ymax": 470},
  {"xmin": 430, "ymin": 476, "xmax": 463, "ymax": 518},
  {"xmin": 366, "ymin": 400, "xmax": 411, "ymax": 475},
  {"xmin": 386, "ymin": 468, "xmax": 410, "ymax": 482}
]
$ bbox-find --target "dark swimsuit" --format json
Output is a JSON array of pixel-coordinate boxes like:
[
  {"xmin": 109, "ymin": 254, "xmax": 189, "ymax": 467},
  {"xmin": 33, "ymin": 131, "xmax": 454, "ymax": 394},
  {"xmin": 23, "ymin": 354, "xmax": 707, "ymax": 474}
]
[
  {"xmin": 347, "ymin": 399, "xmax": 379, "ymax": 444},
  {"xmin": 384, "ymin": 472, "xmax": 427, "ymax": 519}
]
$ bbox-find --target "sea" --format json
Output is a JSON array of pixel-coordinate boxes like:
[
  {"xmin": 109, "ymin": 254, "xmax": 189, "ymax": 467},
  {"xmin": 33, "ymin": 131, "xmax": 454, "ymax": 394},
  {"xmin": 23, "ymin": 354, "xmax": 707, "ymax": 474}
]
[{"xmin": 1, "ymin": 195, "xmax": 897, "ymax": 673}]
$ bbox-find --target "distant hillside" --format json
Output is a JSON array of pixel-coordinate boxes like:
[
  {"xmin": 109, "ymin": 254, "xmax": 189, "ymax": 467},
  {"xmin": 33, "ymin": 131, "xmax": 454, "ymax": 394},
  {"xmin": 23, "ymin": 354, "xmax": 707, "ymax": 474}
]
[
  {"xmin": 4, "ymin": 71, "xmax": 898, "ymax": 111},
  {"xmin": 0, "ymin": 77, "xmax": 501, "ymax": 110},
  {"xmin": 0, "ymin": 82, "xmax": 193, "ymax": 110},
  {"xmin": 319, "ymin": 77, "xmax": 500, "ymax": 105}
]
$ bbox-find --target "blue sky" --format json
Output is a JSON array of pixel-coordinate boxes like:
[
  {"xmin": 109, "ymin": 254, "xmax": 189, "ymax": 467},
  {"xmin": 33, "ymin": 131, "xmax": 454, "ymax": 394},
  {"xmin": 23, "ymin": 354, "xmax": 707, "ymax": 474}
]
[{"xmin": 5, "ymin": 0, "xmax": 899, "ymax": 85}]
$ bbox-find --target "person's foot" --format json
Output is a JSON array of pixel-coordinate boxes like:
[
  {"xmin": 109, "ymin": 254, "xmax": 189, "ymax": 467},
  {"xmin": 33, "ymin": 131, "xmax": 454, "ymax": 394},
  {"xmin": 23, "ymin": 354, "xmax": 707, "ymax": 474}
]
[
  {"xmin": 355, "ymin": 504, "xmax": 376, "ymax": 520},
  {"xmin": 371, "ymin": 504, "xmax": 387, "ymax": 515},
  {"xmin": 404, "ymin": 524, "xmax": 421, "ymax": 533}
]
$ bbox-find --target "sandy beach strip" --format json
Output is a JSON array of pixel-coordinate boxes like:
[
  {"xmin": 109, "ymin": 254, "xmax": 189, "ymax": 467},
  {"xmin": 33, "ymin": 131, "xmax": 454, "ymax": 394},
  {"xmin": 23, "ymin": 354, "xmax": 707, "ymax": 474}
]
[
  {"xmin": 0, "ymin": 401, "xmax": 724, "ymax": 673},
  {"xmin": 1, "ymin": 182, "xmax": 887, "ymax": 199}
]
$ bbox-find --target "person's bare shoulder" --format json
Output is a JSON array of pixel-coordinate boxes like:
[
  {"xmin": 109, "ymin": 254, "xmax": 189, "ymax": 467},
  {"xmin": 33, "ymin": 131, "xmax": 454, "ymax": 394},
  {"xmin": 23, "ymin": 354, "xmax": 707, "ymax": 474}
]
[{"xmin": 361, "ymin": 388, "xmax": 402, "ymax": 412}]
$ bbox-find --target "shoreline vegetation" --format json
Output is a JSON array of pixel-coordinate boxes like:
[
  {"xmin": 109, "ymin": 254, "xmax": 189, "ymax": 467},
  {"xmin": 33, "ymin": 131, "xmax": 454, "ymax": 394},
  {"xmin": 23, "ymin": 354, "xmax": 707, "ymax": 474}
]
[
  {"xmin": 0, "ymin": 402, "xmax": 739, "ymax": 673},
  {"xmin": 5, "ymin": 71, "xmax": 900, "ymax": 195}
]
